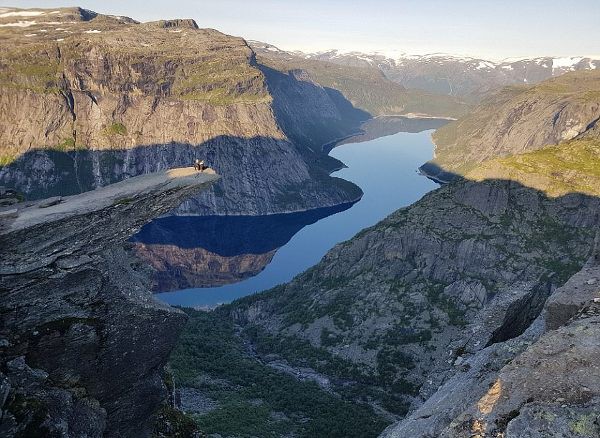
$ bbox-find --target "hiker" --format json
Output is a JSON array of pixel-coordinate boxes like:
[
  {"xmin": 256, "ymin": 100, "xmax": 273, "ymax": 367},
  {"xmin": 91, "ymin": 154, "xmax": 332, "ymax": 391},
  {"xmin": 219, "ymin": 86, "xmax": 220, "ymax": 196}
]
[
  {"xmin": 194, "ymin": 159, "xmax": 206, "ymax": 171},
  {"xmin": 194, "ymin": 159, "xmax": 206, "ymax": 172}
]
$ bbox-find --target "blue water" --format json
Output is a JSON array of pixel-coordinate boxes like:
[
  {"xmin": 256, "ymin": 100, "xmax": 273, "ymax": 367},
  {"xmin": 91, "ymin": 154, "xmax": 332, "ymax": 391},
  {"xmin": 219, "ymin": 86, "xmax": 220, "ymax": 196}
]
[{"xmin": 155, "ymin": 128, "xmax": 438, "ymax": 307}]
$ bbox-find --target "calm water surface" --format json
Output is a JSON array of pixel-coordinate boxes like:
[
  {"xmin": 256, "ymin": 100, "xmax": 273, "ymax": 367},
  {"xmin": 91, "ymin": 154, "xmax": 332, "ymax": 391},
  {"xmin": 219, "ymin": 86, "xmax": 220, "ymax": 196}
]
[{"xmin": 152, "ymin": 122, "xmax": 440, "ymax": 307}]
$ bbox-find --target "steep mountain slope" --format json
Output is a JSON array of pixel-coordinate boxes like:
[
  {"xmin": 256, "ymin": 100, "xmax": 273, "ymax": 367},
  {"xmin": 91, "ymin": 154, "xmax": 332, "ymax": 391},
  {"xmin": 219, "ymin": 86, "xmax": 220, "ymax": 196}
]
[
  {"xmin": 300, "ymin": 49, "xmax": 600, "ymax": 101},
  {"xmin": 383, "ymin": 239, "xmax": 600, "ymax": 437},
  {"xmin": 0, "ymin": 7, "xmax": 362, "ymax": 215},
  {"xmin": 250, "ymin": 41, "xmax": 470, "ymax": 118},
  {"xmin": 424, "ymin": 70, "xmax": 600, "ymax": 178},
  {"xmin": 222, "ymin": 177, "xmax": 599, "ymax": 420}
]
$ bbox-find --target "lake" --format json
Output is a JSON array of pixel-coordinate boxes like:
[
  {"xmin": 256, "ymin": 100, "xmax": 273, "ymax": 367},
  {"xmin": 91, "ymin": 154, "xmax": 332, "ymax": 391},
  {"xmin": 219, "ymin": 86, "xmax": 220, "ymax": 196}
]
[{"xmin": 135, "ymin": 117, "xmax": 443, "ymax": 307}]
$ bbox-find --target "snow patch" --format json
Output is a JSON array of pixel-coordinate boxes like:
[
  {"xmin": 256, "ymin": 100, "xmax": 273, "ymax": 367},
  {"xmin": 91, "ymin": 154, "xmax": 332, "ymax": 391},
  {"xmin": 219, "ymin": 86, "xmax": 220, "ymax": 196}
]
[
  {"xmin": 56, "ymin": 38, "xmax": 64, "ymax": 42},
  {"xmin": 0, "ymin": 10, "xmax": 45, "ymax": 18},
  {"xmin": 552, "ymin": 57, "xmax": 583, "ymax": 70},
  {"xmin": 476, "ymin": 61, "xmax": 495, "ymax": 70},
  {"xmin": 24, "ymin": 33, "xmax": 37, "ymax": 37},
  {"xmin": 0, "ymin": 20, "xmax": 37, "ymax": 27},
  {"xmin": 84, "ymin": 29, "xmax": 102, "ymax": 34}
]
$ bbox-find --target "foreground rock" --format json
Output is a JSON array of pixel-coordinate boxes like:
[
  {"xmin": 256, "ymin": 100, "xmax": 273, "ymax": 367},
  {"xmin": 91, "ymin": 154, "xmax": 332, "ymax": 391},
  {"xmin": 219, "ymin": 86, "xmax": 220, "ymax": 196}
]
[
  {"xmin": 384, "ymin": 237, "xmax": 600, "ymax": 437},
  {"xmin": 0, "ymin": 168, "xmax": 218, "ymax": 436}
]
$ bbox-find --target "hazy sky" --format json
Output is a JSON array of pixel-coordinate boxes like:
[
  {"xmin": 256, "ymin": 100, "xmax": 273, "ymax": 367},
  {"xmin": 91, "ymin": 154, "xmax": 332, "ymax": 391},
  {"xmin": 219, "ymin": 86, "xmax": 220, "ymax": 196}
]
[{"xmin": 8, "ymin": 0, "xmax": 600, "ymax": 59}]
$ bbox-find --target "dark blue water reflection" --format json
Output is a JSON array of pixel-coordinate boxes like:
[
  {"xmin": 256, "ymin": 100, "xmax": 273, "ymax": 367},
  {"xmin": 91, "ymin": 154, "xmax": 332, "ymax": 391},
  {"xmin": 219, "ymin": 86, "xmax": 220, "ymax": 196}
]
[{"xmin": 148, "ymin": 123, "xmax": 439, "ymax": 307}]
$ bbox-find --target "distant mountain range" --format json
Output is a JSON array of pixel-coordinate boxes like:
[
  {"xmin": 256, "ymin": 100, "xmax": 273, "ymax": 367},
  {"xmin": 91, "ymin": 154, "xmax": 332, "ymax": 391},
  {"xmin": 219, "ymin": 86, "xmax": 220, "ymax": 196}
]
[{"xmin": 250, "ymin": 41, "xmax": 599, "ymax": 101}]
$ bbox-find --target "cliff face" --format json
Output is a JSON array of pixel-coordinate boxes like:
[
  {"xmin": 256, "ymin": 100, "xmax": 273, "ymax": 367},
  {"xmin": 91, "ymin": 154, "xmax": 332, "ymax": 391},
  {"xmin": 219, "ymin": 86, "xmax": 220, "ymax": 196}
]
[
  {"xmin": 0, "ymin": 7, "xmax": 362, "ymax": 215},
  {"xmin": 0, "ymin": 168, "xmax": 218, "ymax": 436},
  {"xmin": 428, "ymin": 70, "xmax": 600, "ymax": 176}
]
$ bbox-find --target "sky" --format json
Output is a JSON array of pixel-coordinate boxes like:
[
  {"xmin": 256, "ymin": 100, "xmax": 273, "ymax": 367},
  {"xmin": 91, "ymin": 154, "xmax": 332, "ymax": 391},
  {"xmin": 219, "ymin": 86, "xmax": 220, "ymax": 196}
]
[{"xmin": 7, "ymin": 0, "xmax": 600, "ymax": 60}]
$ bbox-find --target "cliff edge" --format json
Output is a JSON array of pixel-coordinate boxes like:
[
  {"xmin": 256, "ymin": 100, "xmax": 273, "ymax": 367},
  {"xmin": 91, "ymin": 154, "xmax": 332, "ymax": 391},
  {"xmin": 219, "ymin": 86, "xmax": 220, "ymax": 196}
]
[{"xmin": 0, "ymin": 167, "xmax": 218, "ymax": 436}]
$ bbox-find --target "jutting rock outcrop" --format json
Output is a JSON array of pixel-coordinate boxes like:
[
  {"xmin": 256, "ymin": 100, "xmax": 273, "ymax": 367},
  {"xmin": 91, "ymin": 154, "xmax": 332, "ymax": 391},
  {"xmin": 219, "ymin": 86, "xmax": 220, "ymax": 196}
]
[{"xmin": 0, "ymin": 168, "xmax": 218, "ymax": 436}]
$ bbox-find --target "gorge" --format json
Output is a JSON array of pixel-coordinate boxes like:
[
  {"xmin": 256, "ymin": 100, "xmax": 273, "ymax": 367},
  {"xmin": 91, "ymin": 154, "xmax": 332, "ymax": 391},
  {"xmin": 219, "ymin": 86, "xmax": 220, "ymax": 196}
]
[{"xmin": 1, "ymin": 4, "xmax": 600, "ymax": 438}]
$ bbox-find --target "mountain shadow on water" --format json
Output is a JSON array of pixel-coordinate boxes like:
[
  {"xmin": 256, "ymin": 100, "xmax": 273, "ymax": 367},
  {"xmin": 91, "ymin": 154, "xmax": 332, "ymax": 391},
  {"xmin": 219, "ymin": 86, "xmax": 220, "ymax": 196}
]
[
  {"xmin": 131, "ymin": 201, "xmax": 356, "ymax": 257},
  {"xmin": 130, "ymin": 201, "xmax": 357, "ymax": 291}
]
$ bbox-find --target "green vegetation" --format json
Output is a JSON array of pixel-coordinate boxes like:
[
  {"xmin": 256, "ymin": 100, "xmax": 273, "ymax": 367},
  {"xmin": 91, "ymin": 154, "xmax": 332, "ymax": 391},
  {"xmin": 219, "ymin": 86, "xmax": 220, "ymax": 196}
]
[
  {"xmin": 102, "ymin": 122, "xmax": 127, "ymax": 136},
  {"xmin": 432, "ymin": 70, "xmax": 600, "ymax": 174},
  {"xmin": 0, "ymin": 59, "xmax": 61, "ymax": 93},
  {"xmin": 468, "ymin": 138, "xmax": 600, "ymax": 197},
  {"xmin": 169, "ymin": 309, "xmax": 388, "ymax": 438},
  {"xmin": 172, "ymin": 61, "xmax": 270, "ymax": 105},
  {"xmin": 152, "ymin": 405, "xmax": 202, "ymax": 438},
  {"xmin": 0, "ymin": 152, "xmax": 18, "ymax": 167},
  {"xmin": 113, "ymin": 197, "xmax": 134, "ymax": 206},
  {"xmin": 50, "ymin": 137, "xmax": 87, "ymax": 152},
  {"xmin": 569, "ymin": 413, "xmax": 598, "ymax": 436}
]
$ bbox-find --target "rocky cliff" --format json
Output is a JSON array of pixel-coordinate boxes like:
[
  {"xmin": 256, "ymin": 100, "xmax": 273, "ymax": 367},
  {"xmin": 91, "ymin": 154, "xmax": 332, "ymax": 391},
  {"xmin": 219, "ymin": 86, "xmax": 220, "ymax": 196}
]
[
  {"xmin": 0, "ymin": 7, "xmax": 363, "ymax": 215},
  {"xmin": 382, "ymin": 236, "xmax": 600, "ymax": 437},
  {"xmin": 222, "ymin": 176, "xmax": 599, "ymax": 427},
  {"xmin": 0, "ymin": 168, "xmax": 218, "ymax": 436},
  {"xmin": 426, "ymin": 70, "xmax": 600, "ymax": 177}
]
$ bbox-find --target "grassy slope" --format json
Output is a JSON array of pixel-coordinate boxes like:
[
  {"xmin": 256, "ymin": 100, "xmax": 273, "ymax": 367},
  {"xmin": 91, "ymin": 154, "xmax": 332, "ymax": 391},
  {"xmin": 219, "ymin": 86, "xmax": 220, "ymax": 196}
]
[
  {"xmin": 467, "ymin": 138, "xmax": 600, "ymax": 197},
  {"xmin": 169, "ymin": 308, "xmax": 388, "ymax": 438},
  {"xmin": 0, "ymin": 8, "xmax": 269, "ymax": 105},
  {"xmin": 431, "ymin": 70, "xmax": 600, "ymax": 174}
]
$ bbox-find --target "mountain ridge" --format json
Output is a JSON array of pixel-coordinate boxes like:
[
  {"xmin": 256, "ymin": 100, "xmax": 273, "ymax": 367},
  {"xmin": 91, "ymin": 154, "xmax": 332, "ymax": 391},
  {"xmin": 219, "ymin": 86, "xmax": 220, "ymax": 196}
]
[{"xmin": 251, "ymin": 41, "xmax": 600, "ymax": 101}]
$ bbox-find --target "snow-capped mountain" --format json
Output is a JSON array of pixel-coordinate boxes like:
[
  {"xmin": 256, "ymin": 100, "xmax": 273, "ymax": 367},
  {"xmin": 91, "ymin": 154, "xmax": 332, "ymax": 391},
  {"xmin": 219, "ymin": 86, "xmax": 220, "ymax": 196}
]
[
  {"xmin": 304, "ymin": 50, "xmax": 600, "ymax": 99},
  {"xmin": 249, "ymin": 41, "xmax": 599, "ymax": 101}
]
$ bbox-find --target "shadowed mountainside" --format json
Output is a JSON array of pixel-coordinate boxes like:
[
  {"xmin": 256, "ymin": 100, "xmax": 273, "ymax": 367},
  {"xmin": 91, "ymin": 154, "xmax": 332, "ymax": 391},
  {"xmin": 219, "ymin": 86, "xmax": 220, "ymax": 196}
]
[{"xmin": 0, "ymin": 136, "xmax": 363, "ymax": 215}]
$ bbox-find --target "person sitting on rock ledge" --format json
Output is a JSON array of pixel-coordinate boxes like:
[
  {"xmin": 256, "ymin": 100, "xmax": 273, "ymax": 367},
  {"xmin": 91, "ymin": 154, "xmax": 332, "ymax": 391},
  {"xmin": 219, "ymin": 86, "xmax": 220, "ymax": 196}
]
[{"xmin": 194, "ymin": 159, "xmax": 207, "ymax": 172}]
